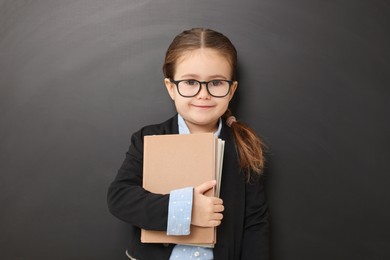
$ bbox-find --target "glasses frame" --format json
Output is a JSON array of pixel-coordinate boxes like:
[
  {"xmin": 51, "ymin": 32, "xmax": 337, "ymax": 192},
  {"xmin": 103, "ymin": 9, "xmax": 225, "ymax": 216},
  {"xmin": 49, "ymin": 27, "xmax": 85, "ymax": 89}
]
[{"xmin": 169, "ymin": 78, "xmax": 235, "ymax": 98}]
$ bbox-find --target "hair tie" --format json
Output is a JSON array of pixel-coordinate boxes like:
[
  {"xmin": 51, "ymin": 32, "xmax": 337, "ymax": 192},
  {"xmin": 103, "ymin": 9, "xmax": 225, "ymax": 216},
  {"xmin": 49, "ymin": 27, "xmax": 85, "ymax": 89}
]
[{"xmin": 226, "ymin": 116, "xmax": 237, "ymax": 127}]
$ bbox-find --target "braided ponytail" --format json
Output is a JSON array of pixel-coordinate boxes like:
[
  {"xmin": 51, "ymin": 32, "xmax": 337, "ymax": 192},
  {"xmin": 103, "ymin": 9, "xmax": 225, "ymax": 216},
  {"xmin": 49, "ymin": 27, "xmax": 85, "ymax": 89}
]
[{"xmin": 223, "ymin": 109, "xmax": 266, "ymax": 180}]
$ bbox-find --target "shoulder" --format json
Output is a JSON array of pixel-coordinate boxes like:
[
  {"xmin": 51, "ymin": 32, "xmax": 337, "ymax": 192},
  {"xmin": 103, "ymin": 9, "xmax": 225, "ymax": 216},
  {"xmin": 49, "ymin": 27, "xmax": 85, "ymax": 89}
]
[{"xmin": 220, "ymin": 119, "xmax": 234, "ymax": 144}]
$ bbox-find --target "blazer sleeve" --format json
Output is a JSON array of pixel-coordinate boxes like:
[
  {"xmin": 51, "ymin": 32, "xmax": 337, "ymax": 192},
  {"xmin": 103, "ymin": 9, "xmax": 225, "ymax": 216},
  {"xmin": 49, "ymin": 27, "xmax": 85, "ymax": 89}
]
[
  {"xmin": 241, "ymin": 175, "xmax": 270, "ymax": 260},
  {"xmin": 107, "ymin": 129, "xmax": 170, "ymax": 231}
]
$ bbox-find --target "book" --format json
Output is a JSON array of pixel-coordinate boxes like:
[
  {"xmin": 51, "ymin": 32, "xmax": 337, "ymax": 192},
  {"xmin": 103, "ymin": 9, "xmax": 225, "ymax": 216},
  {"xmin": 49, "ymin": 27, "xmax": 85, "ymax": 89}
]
[{"xmin": 141, "ymin": 133, "xmax": 225, "ymax": 247}]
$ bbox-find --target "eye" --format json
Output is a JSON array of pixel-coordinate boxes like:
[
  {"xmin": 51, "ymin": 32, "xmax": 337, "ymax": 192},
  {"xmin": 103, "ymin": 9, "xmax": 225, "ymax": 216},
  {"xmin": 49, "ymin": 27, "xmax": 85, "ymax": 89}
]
[
  {"xmin": 183, "ymin": 80, "xmax": 199, "ymax": 86},
  {"xmin": 210, "ymin": 80, "xmax": 224, "ymax": 87}
]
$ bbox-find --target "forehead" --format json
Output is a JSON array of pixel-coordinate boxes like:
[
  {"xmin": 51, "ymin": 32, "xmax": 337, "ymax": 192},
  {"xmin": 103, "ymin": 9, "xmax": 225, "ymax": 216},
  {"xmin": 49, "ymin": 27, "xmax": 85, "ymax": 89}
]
[{"xmin": 174, "ymin": 48, "xmax": 232, "ymax": 79}]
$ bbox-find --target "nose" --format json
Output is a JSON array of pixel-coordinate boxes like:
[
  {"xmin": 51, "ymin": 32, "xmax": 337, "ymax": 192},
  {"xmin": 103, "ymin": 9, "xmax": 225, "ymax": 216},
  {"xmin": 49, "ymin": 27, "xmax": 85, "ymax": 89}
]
[{"xmin": 196, "ymin": 83, "xmax": 211, "ymax": 99}]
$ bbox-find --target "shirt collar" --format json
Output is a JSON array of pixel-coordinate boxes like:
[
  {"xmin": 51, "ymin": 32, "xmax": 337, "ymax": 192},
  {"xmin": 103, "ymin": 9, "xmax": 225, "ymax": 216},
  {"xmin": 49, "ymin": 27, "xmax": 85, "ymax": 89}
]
[{"xmin": 177, "ymin": 114, "xmax": 222, "ymax": 137}]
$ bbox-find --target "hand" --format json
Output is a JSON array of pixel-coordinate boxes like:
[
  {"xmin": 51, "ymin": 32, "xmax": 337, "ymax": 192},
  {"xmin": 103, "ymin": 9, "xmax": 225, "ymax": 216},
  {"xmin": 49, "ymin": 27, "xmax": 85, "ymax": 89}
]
[{"xmin": 191, "ymin": 180, "xmax": 224, "ymax": 227}]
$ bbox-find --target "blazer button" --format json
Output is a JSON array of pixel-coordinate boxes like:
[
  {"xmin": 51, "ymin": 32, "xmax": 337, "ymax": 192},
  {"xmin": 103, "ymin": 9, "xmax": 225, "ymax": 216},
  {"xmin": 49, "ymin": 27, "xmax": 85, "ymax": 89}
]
[{"xmin": 163, "ymin": 243, "xmax": 169, "ymax": 247}]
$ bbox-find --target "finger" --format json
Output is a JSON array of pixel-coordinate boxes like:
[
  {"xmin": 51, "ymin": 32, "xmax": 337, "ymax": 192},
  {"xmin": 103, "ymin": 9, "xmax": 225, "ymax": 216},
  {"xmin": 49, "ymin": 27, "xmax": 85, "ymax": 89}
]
[
  {"xmin": 212, "ymin": 213, "xmax": 223, "ymax": 221},
  {"xmin": 211, "ymin": 198, "xmax": 223, "ymax": 205},
  {"xmin": 195, "ymin": 180, "xmax": 216, "ymax": 194},
  {"xmin": 213, "ymin": 204, "xmax": 224, "ymax": 213}
]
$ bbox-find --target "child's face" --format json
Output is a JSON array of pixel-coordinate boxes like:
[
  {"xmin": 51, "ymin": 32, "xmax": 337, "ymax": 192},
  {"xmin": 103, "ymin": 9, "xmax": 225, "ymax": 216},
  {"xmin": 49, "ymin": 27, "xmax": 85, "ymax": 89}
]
[{"xmin": 165, "ymin": 48, "xmax": 237, "ymax": 133}]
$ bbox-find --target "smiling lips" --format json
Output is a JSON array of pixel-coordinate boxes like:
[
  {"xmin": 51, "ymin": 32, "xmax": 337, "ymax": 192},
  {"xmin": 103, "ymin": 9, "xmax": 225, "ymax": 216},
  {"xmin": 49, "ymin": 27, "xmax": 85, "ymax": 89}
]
[{"xmin": 192, "ymin": 104, "xmax": 214, "ymax": 109}]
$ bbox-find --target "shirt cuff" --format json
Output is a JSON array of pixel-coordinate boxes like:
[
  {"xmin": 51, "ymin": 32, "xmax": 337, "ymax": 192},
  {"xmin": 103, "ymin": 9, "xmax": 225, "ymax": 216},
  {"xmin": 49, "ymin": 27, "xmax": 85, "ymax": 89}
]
[{"xmin": 167, "ymin": 187, "xmax": 193, "ymax": 236}]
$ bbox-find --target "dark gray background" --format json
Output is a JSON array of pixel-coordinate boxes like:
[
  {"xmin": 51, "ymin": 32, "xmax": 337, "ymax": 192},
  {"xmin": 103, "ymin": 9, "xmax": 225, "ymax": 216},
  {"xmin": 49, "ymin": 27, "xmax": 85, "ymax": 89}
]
[{"xmin": 1, "ymin": 0, "xmax": 389, "ymax": 259}]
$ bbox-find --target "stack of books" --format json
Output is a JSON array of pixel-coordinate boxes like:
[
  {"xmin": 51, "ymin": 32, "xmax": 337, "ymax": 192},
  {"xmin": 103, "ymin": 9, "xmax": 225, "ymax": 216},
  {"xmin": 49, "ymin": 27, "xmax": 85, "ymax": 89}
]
[{"xmin": 141, "ymin": 133, "xmax": 225, "ymax": 247}]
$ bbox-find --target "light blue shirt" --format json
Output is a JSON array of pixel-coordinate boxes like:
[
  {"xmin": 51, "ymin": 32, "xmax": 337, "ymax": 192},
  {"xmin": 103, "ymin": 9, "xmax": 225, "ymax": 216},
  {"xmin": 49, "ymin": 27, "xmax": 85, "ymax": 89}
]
[{"xmin": 167, "ymin": 114, "xmax": 222, "ymax": 260}]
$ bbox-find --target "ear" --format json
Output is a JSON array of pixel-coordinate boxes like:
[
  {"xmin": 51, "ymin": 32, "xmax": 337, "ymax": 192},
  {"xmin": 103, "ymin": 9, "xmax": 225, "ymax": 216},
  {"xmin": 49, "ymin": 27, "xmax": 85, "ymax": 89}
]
[
  {"xmin": 228, "ymin": 81, "xmax": 238, "ymax": 101},
  {"xmin": 164, "ymin": 78, "xmax": 175, "ymax": 100}
]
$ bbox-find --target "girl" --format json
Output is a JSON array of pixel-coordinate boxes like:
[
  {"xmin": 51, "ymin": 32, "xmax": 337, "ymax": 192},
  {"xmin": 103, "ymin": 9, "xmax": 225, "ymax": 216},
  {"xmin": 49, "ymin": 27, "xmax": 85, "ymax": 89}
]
[{"xmin": 108, "ymin": 28, "xmax": 269, "ymax": 260}]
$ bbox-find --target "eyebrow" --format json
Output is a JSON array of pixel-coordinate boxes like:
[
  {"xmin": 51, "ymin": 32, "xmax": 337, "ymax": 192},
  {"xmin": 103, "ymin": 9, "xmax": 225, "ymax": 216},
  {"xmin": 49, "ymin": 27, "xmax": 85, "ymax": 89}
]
[{"xmin": 179, "ymin": 74, "xmax": 228, "ymax": 80}]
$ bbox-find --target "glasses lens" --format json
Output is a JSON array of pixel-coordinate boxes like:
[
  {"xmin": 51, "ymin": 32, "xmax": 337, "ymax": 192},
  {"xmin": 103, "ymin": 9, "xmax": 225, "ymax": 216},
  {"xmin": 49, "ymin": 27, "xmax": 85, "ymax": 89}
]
[
  {"xmin": 207, "ymin": 80, "xmax": 230, "ymax": 97},
  {"xmin": 177, "ymin": 80, "xmax": 200, "ymax": 97}
]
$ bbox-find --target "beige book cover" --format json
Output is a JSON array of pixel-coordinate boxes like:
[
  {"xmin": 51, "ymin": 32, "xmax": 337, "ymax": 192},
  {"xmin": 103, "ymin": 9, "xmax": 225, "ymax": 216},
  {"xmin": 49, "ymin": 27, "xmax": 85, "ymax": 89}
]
[{"xmin": 141, "ymin": 133, "xmax": 224, "ymax": 247}]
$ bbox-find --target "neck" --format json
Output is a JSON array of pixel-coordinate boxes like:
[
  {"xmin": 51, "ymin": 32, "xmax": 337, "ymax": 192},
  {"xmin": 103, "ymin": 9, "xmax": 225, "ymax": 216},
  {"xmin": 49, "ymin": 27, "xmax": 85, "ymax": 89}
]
[{"xmin": 186, "ymin": 120, "xmax": 218, "ymax": 134}]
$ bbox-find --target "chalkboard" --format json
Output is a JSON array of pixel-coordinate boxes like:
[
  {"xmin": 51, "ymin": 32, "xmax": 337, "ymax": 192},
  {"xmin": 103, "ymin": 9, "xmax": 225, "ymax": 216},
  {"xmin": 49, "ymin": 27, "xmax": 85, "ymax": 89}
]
[{"xmin": 1, "ymin": 0, "xmax": 389, "ymax": 259}]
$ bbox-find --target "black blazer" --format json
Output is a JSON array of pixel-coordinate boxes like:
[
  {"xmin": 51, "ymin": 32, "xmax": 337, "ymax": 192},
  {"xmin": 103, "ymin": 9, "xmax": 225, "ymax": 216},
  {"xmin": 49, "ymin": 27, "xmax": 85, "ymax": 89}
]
[{"xmin": 107, "ymin": 115, "xmax": 269, "ymax": 259}]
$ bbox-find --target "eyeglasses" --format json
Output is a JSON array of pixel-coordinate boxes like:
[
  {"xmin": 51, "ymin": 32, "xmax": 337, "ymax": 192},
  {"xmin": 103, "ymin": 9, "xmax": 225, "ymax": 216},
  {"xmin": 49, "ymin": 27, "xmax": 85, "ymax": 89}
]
[{"xmin": 169, "ymin": 79, "xmax": 234, "ymax": 98}]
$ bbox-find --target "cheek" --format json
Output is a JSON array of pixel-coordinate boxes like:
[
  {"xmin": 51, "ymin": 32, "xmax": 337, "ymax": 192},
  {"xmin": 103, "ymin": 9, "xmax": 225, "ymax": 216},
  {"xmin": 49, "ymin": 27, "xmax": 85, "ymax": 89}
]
[
  {"xmin": 219, "ymin": 98, "xmax": 230, "ymax": 108},
  {"xmin": 173, "ymin": 97, "xmax": 189, "ymax": 110}
]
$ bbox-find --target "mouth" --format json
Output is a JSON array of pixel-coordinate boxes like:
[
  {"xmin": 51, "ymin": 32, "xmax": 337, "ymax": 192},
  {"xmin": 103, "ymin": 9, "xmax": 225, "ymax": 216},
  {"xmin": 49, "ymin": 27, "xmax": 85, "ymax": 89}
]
[{"xmin": 192, "ymin": 104, "xmax": 214, "ymax": 109}]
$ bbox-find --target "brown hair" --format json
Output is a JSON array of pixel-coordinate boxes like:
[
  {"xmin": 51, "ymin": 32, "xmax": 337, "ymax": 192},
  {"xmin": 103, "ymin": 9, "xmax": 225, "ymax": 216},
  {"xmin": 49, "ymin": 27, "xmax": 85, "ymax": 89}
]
[{"xmin": 163, "ymin": 28, "xmax": 266, "ymax": 179}]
